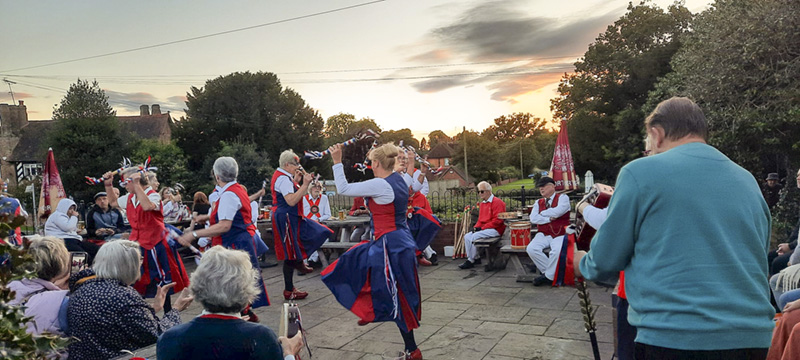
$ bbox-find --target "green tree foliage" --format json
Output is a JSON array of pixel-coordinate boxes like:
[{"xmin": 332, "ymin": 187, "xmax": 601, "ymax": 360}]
[
  {"xmin": 647, "ymin": 0, "xmax": 800, "ymax": 177},
  {"xmin": 323, "ymin": 113, "xmax": 382, "ymax": 144},
  {"xmin": 500, "ymin": 137, "xmax": 542, "ymax": 178},
  {"xmin": 129, "ymin": 139, "xmax": 189, "ymax": 191},
  {"xmin": 380, "ymin": 129, "xmax": 420, "ymax": 150},
  {"xmin": 1, "ymin": 214, "xmax": 70, "ymax": 359},
  {"xmin": 551, "ymin": 1, "xmax": 693, "ymax": 180},
  {"xmin": 481, "ymin": 113, "xmax": 548, "ymax": 142},
  {"xmin": 46, "ymin": 79, "xmax": 126, "ymax": 200},
  {"xmin": 427, "ymin": 130, "xmax": 451, "ymax": 149},
  {"xmin": 452, "ymin": 131, "xmax": 500, "ymax": 183},
  {"xmin": 173, "ymin": 71, "xmax": 325, "ymax": 184},
  {"xmin": 207, "ymin": 141, "xmax": 275, "ymax": 195}
]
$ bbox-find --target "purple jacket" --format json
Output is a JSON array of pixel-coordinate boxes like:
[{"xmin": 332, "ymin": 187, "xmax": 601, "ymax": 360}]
[{"xmin": 9, "ymin": 278, "xmax": 68, "ymax": 336}]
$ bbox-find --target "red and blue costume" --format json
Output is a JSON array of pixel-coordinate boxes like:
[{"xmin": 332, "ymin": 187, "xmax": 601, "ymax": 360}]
[
  {"xmin": 321, "ymin": 172, "xmax": 422, "ymax": 332},
  {"xmin": 127, "ymin": 189, "xmax": 189, "ymax": 298},
  {"xmin": 0, "ymin": 196, "xmax": 25, "ymax": 246},
  {"xmin": 209, "ymin": 183, "xmax": 270, "ymax": 308},
  {"xmin": 269, "ymin": 170, "xmax": 331, "ymax": 261}
]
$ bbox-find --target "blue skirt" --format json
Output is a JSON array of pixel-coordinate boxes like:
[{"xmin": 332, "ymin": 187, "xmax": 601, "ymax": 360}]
[
  {"xmin": 407, "ymin": 207, "xmax": 442, "ymax": 250},
  {"xmin": 321, "ymin": 229, "xmax": 421, "ymax": 332},
  {"xmin": 223, "ymin": 231, "xmax": 271, "ymax": 308},
  {"xmin": 272, "ymin": 210, "xmax": 331, "ymax": 261}
]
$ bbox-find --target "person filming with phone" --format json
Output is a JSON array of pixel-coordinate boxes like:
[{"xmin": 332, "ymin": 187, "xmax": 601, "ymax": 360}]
[{"xmin": 44, "ymin": 198, "xmax": 100, "ymax": 265}]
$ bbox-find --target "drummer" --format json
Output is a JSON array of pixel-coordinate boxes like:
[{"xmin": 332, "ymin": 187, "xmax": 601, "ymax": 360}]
[
  {"xmin": 527, "ymin": 176, "xmax": 571, "ymax": 286},
  {"xmin": 459, "ymin": 181, "xmax": 507, "ymax": 269}
]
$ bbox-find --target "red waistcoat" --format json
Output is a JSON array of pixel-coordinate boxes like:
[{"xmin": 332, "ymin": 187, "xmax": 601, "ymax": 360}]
[
  {"xmin": 536, "ymin": 194, "xmax": 570, "ymax": 237},
  {"xmin": 126, "ymin": 189, "xmax": 165, "ymax": 250}
]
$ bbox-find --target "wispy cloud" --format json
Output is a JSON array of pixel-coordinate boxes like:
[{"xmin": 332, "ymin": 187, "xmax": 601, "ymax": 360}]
[
  {"xmin": 0, "ymin": 91, "xmax": 34, "ymax": 103},
  {"xmin": 104, "ymin": 89, "xmax": 186, "ymax": 115},
  {"xmin": 401, "ymin": 1, "xmax": 624, "ymax": 102}
]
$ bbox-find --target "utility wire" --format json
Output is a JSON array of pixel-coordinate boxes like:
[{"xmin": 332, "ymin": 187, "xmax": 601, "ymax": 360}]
[{"xmin": 0, "ymin": 0, "xmax": 386, "ymax": 73}]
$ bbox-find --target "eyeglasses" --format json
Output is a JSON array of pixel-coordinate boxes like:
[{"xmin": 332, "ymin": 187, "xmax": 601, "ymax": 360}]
[
  {"xmin": 289, "ymin": 162, "xmax": 299, "ymax": 166},
  {"xmin": 478, "ymin": 190, "xmax": 488, "ymax": 193}
]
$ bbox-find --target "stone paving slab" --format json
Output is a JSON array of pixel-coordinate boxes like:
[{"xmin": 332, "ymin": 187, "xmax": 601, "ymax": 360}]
[{"xmin": 140, "ymin": 254, "xmax": 618, "ymax": 359}]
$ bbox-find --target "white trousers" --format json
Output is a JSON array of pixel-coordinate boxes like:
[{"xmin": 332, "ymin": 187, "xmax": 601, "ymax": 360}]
[
  {"xmin": 464, "ymin": 229, "xmax": 500, "ymax": 262},
  {"xmin": 526, "ymin": 232, "xmax": 563, "ymax": 280},
  {"xmin": 423, "ymin": 246, "xmax": 437, "ymax": 258}
]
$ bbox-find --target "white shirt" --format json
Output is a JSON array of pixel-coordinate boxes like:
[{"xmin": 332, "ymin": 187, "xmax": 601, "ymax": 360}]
[
  {"xmin": 216, "ymin": 181, "xmax": 243, "ymax": 221},
  {"xmin": 483, "ymin": 194, "xmax": 495, "ymax": 203},
  {"xmin": 117, "ymin": 187, "xmax": 160, "ymax": 210},
  {"xmin": 583, "ymin": 205, "xmax": 608, "ymax": 229},
  {"xmin": 333, "ymin": 163, "xmax": 394, "ymax": 204},
  {"xmin": 529, "ymin": 193, "xmax": 570, "ymax": 225},
  {"xmin": 412, "ymin": 169, "xmax": 428, "ymax": 195},
  {"xmin": 303, "ymin": 194, "xmax": 331, "ymax": 221},
  {"xmin": 274, "ymin": 168, "xmax": 296, "ymax": 196},
  {"xmin": 250, "ymin": 201, "xmax": 259, "ymax": 224}
]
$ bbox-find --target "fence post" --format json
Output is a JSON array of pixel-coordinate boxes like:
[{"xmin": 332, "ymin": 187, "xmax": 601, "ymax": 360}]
[{"xmin": 520, "ymin": 185, "xmax": 526, "ymax": 208}]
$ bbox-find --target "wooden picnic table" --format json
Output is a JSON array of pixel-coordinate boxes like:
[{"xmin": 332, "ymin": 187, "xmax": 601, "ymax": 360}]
[{"xmin": 322, "ymin": 215, "xmax": 370, "ymax": 243}]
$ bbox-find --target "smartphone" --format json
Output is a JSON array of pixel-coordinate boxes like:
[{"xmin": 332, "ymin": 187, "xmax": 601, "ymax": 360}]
[
  {"xmin": 70, "ymin": 252, "xmax": 88, "ymax": 274},
  {"xmin": 359, "ymin": 206, "xmax": 366, "ymax": 210}
]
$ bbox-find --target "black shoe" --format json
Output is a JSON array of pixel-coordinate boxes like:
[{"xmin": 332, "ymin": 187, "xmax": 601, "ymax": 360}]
[
  {"xmin": 259, "ymin": 258, "xmax": 278, "ymax": 268},
  {"xmin": 473, "ymin": 258, "xmax": 482, "ymax": 265},
  {"xmin": 308, "ymin": 259, "xmax": 323, "ymax": 269},
  {"xmin": 429, "ymin": 253, "xmax": 439, "ymax": 266},
  {"xmin": 458, "ymin": 260, "xmax": 475, "ymax": 269},
  {"xmin": 532, "ymin": 275, "xmax": 551, "ymax": 287}
]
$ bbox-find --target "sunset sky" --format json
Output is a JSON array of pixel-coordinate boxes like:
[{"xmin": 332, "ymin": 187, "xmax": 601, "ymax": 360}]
[{"xmin": 0, "ymin": 0, "xmax": 713, "ymax": 138}]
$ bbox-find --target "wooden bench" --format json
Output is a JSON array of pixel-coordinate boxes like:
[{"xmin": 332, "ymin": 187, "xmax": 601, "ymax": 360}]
[
  {"xmin": 500, "ymin": 245, "xmax": 538, "ymax": 282},
  {"xmin": 473, "ymin": 236, "xmax": 507, "ymax": 271},
  {"xmin": 318, "ymin": 241, "xmax": 358, "ymax": 267}
]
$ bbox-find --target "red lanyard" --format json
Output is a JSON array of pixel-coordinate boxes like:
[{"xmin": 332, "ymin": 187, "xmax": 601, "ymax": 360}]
[{"xmin": 199, "ymin": 314, "xmax": 240, "ymax": 320}]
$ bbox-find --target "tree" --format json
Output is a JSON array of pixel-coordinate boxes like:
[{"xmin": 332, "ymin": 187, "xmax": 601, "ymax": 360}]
[
  {"xmin": 128, "ymin": 139, "xmax": 189, "ymax": 191},
  {"xmin": 206, "ymin": 141, "xmax": 275, "ymax": 195},
  {"xmin": 428, "ymin": 130, "xmax": 451, "ymax": 148},
  {"xmin": 647, "ymin": 0, "xmax": 800, "ymax": 177},
  {"xmin": 46, "ymin": 79, "xmax": 126, "ymax": 201},
  {"xmin": 173, "ymin": 71, "xmax": 325, "ymax": 181},
  {"xmin": 481, "ymin": 113, "xmax": 549, "ymax": 143},
  {"xmin": 380, "ymin": 129, "xmax": 420, "ymax": 150},
  {"xmin": 324, "ymin": 113, "xmax": 356, "ymax": 142},
  {"xmin": 452, "ymin": 131, "xmax": 500, "ymax": 183},
  {"xmin": 500, "ymin": 137, "xmax": 542, "ymax": 178},
  {"xmin": 551, "ymin": 1, "xmax": 693, "ymax": 180}
]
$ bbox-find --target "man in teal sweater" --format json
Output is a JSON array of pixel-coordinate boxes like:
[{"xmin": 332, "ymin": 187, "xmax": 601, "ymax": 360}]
[{"xmin": 574, "ymin": 97, "xmax": 774, "ymax": 359}]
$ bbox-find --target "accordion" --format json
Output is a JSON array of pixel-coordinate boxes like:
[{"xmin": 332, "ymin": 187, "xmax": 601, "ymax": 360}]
[{"xmin": 575, "ymin": 184, "xmax": 614, "ymax": 251}]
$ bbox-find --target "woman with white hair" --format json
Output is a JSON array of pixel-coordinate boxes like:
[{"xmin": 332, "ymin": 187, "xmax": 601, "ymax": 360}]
[
  {"xmin": 103, "ymin": 166, "xmax": 190, "ymax": 313},
  {"xmin": 157, "ymin": 246, "xmax": 304, "ymax": 360},
  {"xmin": 9, "ymin": 236, "xmax": 70, "ymax": 336},
  {"xmin": 177, "ymin": 157, "xmax": 270, "ymax": 316},
  {"xmin": 67, "ymin": 240, "xmax": 193, "ymax": 359},
  {"xmin": 269, "ymin": 150, "xmax": 332, "ymax": 300},
  {"xmin": 321, "ymin": 143, "xmax": 424, "ymax": 360}
]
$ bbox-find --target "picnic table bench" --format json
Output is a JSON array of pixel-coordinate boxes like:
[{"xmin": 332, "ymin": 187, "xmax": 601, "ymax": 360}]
[
  {"xmin": 473, "ymin": 236, "xmax": 507, "ymax": 271},
  {"xmin": 500, "ymin": 245, "xmax": 538, "ymax": 282},
  {"xmin": 318, "ymin": 241, "xmax": 358, "ymax": 267}
]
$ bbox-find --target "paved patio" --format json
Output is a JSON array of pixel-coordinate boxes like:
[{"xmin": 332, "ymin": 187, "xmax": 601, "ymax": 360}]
[{"xmin": 134, "ymin": 254, "xmax": 616, "ymax": 360}]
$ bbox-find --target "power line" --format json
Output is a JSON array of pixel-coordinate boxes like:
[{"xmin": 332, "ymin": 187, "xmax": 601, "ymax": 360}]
[
  {"xmin": 11, "ymin": 79, "xmax": 176, "ymax": 112},
  {"xmin": 0, "ymin": 0, "xmax": 386, "ymax": 73},
  {"xmin": 0, "ymin": 54, "xmax": 580, "ymax": 80}
]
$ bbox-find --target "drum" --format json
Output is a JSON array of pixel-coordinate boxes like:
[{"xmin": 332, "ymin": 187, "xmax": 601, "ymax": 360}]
[
  {"xmin": 498, "ymin": 212, "xmax": 518, "ymax": 220},
  {"xmin": 510, "ymin": 221, "xmax": 531, "ymax": 249}
]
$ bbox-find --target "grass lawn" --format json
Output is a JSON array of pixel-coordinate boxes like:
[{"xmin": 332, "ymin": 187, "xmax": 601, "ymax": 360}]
[{"xmin": 493, "ymin": 178, "xmax": 537, "ymax": 192}]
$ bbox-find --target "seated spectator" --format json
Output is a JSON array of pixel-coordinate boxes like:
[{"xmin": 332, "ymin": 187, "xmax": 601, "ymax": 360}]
[
  {"xmin": 161, "ymin": 187, "xmax": 180, "ymax": 221},
  {"xmin": 157, "ymin": 246, "xmax": 303, "ymax": 360},
  {"xmin": 763, "ymin": 172, "xmax": 783, "ymax": 209},
  {"xmin": 191, "ymin": 191, "xmax": 211, "ymax": 229},
  {"xmin": 768, "ymin": 169, "xmax": 800, "ymax": 275},
  {"xmin": 527, "ymin": 176, "xmax": 571, "ymax": 286},
  {"xmin": 44, "ymin": 199, "xmax": 100, "ymax": 264},
  {"xmin": 67, "ymin": 240, "xmax": 193, "ymax": 359},
  {"xmin": 8, "ymin": 236, "xmax": 70, "ymax": 336},
  {"xmin": 304, "ymin": 181, "xmax": 331, "ymax": 268},
  {"xmin": 768, "ymin": 300, "xmax": 800, "ymax": 360},
  {"xmin": 459, "ymin": 181, "xmax": 506, "ymax": 270},
  {"xmin": 86, "ymin": 191, "xmax": 127, "ymax": 241},
  {"xmin": 348, "ymin": 197, "xmax": 371, "ymax": 242}
]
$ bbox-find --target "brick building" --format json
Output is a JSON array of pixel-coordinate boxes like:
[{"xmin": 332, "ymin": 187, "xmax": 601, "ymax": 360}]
[{"xmin": 0, "ymin": 102, "xmax": 172, "ymax": 188}]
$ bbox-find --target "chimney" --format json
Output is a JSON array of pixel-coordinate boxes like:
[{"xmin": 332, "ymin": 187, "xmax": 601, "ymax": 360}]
[
  {"xmin": 140, "ymin": 105, "xmax": 150, "ymax": 116},
  {"xmin": 18, "ymin": 100, "xmax": 24, "ymax": 106},
  {"xmin": 151, "ymin": 104, "xmax": 161, "ymax": 115}
]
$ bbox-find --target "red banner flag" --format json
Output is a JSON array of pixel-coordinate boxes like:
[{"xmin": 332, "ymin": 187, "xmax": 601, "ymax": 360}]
[
  {"xmin": 549, "ymin": 120, "xmax": 579, "ymax": 192},
  {"xmin": 39, "ymin": 148, "xmax": 66, "ymax": 219}
]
